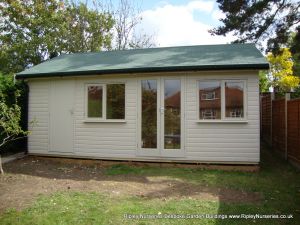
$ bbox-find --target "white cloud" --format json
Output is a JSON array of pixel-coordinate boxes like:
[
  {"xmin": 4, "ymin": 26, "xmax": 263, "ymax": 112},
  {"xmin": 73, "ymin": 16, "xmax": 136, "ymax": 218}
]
[
  {"xmin": 211, "ymin": 9, "xmax": 226, "ymax": 21},
  {"xmin": 186, "ymin": 1, "xmax": 214, "ymax": 12},
  {"xmin": 138, "ymin": 1, "xmax": 235, "ymax": 47}
]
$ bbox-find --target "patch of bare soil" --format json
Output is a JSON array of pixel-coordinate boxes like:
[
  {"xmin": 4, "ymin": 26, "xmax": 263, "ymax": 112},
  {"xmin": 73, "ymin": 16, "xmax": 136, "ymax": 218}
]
[{"xmin": 0, "ymin": 156, "xmax": 262, "ymax": 213}]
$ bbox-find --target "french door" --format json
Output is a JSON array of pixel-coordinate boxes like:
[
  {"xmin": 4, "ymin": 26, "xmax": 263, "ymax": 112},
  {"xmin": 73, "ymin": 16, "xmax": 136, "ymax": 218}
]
[{"xmin": 138, "ymin": 77, "xmax": 184, "ymax": 157}]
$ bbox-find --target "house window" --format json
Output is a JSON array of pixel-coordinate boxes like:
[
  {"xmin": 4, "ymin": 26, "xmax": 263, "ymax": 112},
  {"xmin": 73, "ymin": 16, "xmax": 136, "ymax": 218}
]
[
  {"xmin": 199, "ymin": 81, "xmax": 221, "ymax": 119},
  {"xmin": 199, "ymin": 80, "xmax": 245, "ymax": 120},
  {"xmin": 202, "ymin": 91, "xmax": 215, "ymax": 100},
  {"xmin": 86, "ymin": 83, "xmax": 125, "ymax": 120}
]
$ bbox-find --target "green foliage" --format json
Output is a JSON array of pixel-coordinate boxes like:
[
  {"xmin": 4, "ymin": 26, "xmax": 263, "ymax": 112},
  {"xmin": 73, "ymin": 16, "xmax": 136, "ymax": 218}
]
[
  {"xmin": 211, "ymin": 0, "xmax": 300, "ymax": 56},
  {"xmin": 0, "ymin": 92, "xmax": 27, "ymax": 147},
  {"xmin": 289, "ymin": 33, "xmax": 300, "ymax": 78},
  {"xmin": 0, "ymin": 73, "xmax": 28, "ymax": 149},
  {"xmin": 267, "ymin": 48, "xmax": 300, "ymax": 92},
  {"xmin": 62, "ymin": 2, "xmax": 114, "ymax": 53},
  {"xmin": 291, "ymin": 86, "xmax": 300, "ymax": 99},
  {"xmin": 0, "ymin": 0, "xmax": 114, "ymax": 73},
  {"xmin": 259, "ymin": 71, "xmax": 270, "ymax": 92}
]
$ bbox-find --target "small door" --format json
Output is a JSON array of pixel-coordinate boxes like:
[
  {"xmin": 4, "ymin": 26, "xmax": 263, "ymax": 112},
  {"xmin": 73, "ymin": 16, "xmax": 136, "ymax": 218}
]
[
  {"xmin": 138, "ymin": 77, "xmax": 184, "ymax": 157},
  {"xmin": 49, "ymin": 80, "xmax": 75, "ymax": 153}
]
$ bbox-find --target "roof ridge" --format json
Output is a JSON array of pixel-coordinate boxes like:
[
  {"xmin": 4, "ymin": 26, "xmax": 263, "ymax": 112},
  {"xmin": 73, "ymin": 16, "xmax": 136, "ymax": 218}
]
[{"xmin": 60, "ymin": 43, "xmax": 256, "ymax": 57}]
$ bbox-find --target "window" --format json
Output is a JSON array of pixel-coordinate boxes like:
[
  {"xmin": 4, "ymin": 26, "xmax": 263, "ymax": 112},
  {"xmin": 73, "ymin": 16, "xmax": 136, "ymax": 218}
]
[
  {"xmin": 87, "ymin": 85, "xmax": 103, "ymax": 118},
  {"xmin": 225, "ymin": 81, "xmax": 244, "ymax": 118},
  {"xmin": 107, "ymin": 84, "xmax": 125, "ymax": 119},
  {"xmin": 198, "ymin": 80, "xmax": 246, "ymax": 120},
  {"xmin": 86, "ymin": 83, "xmax": 125, "ymax": 120},
  {"xmin": 199, "ymin": 81, "xmax": 221, "ymax": 119}
]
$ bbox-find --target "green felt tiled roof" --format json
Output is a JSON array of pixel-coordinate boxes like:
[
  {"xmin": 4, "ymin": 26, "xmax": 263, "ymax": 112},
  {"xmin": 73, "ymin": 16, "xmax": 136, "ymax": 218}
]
[{"xmin": 16, "ymin": 43, "xmax": 269, "ymax": 78}]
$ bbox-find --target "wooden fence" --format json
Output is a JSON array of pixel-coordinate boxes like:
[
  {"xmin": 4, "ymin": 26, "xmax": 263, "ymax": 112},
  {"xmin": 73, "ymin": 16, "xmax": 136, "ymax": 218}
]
[{"xmin": 261, "ymin": 93, "xmax": 300, "ymax": 168}]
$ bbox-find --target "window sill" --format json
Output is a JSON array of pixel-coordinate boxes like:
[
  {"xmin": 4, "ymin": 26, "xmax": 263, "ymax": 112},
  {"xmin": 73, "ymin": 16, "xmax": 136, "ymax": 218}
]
[
  {"xmin": 84, "ymin": 119, "xmax": 127, "ymax": 123},
  {"xmin": 197, "ymin": 120, "xmax": 248, "ymax": 124}
]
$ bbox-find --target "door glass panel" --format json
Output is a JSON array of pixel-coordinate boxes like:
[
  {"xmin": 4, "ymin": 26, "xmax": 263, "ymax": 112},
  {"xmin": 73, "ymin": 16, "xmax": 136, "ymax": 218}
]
[
  {"xmin": 141, "ymin": 80, "xmax": 157, "ymax": 148},
  {"xmin": 164, "ymin": 80, "xmax": 181, "ymax": 149}
]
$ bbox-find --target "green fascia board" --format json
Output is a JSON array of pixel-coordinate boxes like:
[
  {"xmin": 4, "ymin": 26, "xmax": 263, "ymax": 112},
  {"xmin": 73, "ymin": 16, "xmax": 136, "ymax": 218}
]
[{"xmin": 16, "ymin": 43, "xmax": 269, "ymax": 79}]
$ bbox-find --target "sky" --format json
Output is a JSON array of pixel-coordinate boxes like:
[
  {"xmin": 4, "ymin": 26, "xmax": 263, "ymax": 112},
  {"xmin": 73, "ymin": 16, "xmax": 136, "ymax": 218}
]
[
  {"xmin": 127, "ymin": 0, "xmax": 236, "ymax": 47},
  {"xmin": 95, "ymin": 0, "xmax": 236, "ymax": 47}
]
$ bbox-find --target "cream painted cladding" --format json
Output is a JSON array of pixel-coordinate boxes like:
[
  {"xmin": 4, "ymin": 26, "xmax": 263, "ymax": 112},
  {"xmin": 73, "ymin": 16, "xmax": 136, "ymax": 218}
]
[{"xmin": 27, "ymin": 71, "xmax": 260, "ymax": 164}]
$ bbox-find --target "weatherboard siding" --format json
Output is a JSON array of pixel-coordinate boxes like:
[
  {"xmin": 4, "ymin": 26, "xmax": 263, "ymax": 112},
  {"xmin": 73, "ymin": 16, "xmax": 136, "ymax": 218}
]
[
  {"xmin": 73, "ymin": 76, "xmax": 137, "ymax": 158},
  {"xmin": 185, "ymin": 71, "xmax": 260, "ymax": 163},
  {"xmin": 28, "ymin": 81, "xmax": 50, "ymax": 154},
  {"xmin": 27, "ymin": 71, "xmax": 259, "ymax": 163}
]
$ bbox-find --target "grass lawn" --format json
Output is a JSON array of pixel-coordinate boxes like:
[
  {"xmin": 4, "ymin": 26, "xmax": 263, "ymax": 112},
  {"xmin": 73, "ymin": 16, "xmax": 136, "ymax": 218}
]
[{"xmin": 0, "ymin": 145, "xmax": 299, "ymax": 225}]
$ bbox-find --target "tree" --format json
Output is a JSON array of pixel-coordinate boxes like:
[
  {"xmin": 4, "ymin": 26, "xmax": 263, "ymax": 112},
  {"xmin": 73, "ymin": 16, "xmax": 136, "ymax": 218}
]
[
  {"xmin": 268, "ymin": 48, "xmax": 300, "ymax": 92},
  {"xmin": 109, "ymin": 0, "xmax": 156, "ymax": 50},
  {"xmin": 62, "ymin": 1, "xmax": 114, "ymax": 53},
  {"xmin": 211, "ymin": 0, "xmax": 300, "ymax": 55},
  {"xmin": 288, "ymin": 32, "xmax": 300, "ymax": 76},
  {"xmin": 259, "ymin": 71, "xmax": 270, "ymax": 93},
  {"xmin": 0, "ymin": 73, "xmax": 29, "ymax": 174},
  {"xmin": 0, "ymin": 0, "xmax": 114, "ymax": 73}
]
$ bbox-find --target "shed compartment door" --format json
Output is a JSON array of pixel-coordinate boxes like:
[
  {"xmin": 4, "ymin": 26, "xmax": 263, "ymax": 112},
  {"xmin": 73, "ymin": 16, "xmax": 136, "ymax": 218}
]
[{"xmin": 49, "ymin": 80, "xmax": 75, "ymax": 153}]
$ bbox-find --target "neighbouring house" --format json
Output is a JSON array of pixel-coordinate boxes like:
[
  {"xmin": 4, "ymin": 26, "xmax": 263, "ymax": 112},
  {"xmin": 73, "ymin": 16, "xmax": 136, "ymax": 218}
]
[{"xmin": 16, "ymin": 44, "xmax": 269, "ymax": 164}]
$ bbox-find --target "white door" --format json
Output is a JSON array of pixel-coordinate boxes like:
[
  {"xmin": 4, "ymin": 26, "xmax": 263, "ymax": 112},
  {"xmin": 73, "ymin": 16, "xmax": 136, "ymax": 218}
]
[
  {"xmin": 138, "ymin": 77, "xmax": 184, "ymax": 157},
  {"xmin": 49, "ymin": 80, "xmax": 74, "ymax": 153}
]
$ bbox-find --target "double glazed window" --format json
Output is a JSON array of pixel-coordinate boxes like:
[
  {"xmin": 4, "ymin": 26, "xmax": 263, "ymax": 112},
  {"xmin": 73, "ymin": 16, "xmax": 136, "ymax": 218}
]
[
  {"xmin": 87, "ymin": 84, "xmax": 125, "ymax": 120},
  {"xmin": 199, "ymin": 80, "xmax": 245, "ymax": 120}
]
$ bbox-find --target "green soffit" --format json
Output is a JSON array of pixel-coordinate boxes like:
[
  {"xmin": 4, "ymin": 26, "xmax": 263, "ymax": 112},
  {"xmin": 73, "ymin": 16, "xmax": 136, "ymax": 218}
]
[{"xmin": 16, "ymin": 43, "xmax": 269, "ymax": 79}]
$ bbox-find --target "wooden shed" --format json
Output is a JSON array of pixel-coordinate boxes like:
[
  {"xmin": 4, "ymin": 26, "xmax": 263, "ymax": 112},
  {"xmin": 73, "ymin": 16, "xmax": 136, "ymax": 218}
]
[{"xmin": 16, "ymin": 43, "xmax": 269, "ymax": 164}]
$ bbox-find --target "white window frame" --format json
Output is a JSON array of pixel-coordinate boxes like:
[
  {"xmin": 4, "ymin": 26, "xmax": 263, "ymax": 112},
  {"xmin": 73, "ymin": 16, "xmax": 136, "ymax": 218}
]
[
  {"xmin": 197, "ymin": 79, "xmax": 247, "ymax": 123},
  {"xmin": 85, "ymin": 83, "xmax": 126, "ymax": 123}
]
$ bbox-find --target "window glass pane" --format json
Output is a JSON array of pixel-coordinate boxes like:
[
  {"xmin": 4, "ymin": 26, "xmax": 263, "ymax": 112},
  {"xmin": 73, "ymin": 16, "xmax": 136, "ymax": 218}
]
[
  {"xmin": 107, "ymin": 84, "xmax": 125, "ymax": 119},
  {"xmin": 199, "ymin": 81, "xmax": 221, "ymax": 119},
  {"xmin": 88, "ymin": 86, "xmax": 102, "ymax": 118},
  {"xmin": 141, "ymin": 80, "xmax": 157, "ymax": 148},
  {"xmin": 164, "ymin": 80, "xmax": 181, "ymax": 149},
  {"xmin": 225, "ymin": 81, "xmax": 244, "ymax": 118}
]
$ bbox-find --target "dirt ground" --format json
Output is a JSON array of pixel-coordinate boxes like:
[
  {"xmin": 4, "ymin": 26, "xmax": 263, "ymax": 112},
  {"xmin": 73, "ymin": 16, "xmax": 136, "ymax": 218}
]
[{"xmin": 0, "ymin": 156, "xmax": 262, "ymax": 213}]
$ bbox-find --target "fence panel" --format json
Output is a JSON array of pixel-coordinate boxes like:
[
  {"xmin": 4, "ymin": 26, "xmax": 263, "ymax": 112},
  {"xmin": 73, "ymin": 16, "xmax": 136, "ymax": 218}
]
[
  {"xmin": 261, "ymin": 94, "xmax": 271, "ymax": 145},
  {"xmin": 272, "ymin": 99, "xmax": 285, "ymax": 154},
  {"xmin": 287, "ymin": 99, "xmax": 300, "ymax": 164}
]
